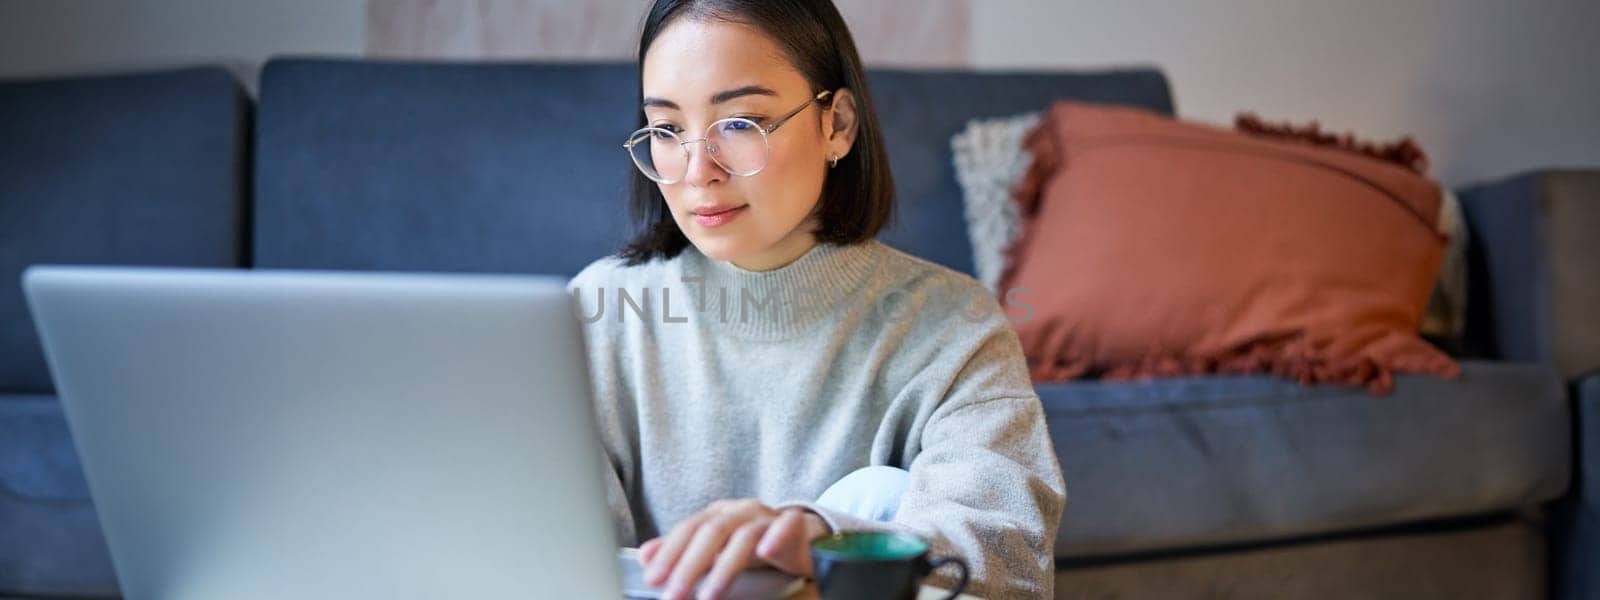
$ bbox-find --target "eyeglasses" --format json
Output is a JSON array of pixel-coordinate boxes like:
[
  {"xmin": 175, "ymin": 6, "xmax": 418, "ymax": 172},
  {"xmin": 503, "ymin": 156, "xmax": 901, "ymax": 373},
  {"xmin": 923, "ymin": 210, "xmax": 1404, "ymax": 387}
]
[{"xmin": 624, "ymin": 90, "xmax": 832, "ymax": 184}]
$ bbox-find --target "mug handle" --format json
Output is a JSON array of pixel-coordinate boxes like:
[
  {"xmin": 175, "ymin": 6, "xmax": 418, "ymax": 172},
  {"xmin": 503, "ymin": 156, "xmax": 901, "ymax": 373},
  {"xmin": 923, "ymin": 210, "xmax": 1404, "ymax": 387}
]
[{"xmin": 927, "ymin": 556, "xmax": 970, "ymax": 600}]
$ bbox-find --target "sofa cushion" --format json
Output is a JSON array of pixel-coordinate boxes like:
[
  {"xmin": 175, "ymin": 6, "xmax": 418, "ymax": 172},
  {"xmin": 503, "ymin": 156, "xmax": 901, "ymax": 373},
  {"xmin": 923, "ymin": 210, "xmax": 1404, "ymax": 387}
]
[
  {"xmin": 253, "ymin": 60, "xmax": 641, "ymax": 276},
  {"xmin": 252, "ymin": 59, "xmax": 1173, "ymax": 277},
  {"xmin": 0, "ymin": 67, "xmax": 251, "ymax": 395},
  {"xmin": 0, "ymin": 395, "xmax": 117, "ymax": 596},
  {"xmin": 1003, "ymin": 101, "xmax": 1457, "ymax": 393},
  {"xmin": 1043, "ymin": 361, "xmax": 1569, "ymax": 558}
]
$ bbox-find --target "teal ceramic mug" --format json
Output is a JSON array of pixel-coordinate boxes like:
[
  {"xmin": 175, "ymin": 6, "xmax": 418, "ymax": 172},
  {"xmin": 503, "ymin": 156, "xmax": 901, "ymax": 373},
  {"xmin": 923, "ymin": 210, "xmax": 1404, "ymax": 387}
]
[{"xmin": 810, "ymin": 531, "xmax": 970, "ymax": 600}]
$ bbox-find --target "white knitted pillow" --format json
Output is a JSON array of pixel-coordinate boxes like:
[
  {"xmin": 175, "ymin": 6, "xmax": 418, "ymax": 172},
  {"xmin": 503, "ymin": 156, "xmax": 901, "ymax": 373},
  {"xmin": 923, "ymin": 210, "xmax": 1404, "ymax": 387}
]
[
  {"xmin": 951, "ymin": 112, "xmax": 1041, "ymax": 291},
  {"xmin": 1422, "ymin": 188, "xmax": 1469, "ymax": 338}
]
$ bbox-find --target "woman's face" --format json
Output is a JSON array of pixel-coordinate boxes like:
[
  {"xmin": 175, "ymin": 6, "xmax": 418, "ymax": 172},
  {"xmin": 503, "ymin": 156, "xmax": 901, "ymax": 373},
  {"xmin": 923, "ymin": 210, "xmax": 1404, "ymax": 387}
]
[{"xmin": 641, "ymin": 19, "xmax": 835, "ymax": 271}]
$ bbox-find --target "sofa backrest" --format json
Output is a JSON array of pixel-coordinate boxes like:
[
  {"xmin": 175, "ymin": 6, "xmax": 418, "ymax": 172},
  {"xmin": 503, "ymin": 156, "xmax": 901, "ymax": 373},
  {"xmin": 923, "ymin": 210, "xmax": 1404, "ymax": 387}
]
[
  {"xmin": 253, "ymin": 58, "xmax": 1172, "ymax": 276},
  {"xmin": 0, "ymin": 67, "xmax": 251, "ymax": 395}
]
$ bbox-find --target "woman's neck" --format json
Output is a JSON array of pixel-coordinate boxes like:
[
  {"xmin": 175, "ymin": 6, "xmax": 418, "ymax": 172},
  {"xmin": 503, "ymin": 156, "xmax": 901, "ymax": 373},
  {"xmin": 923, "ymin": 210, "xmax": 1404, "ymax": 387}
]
[
  {"xmin": 730, "ymin": 228, "xmax": 819, "ymax": 272},
  {"xmin": 684, "ymin": 238, "xmax": 885, "ymax": 340}
]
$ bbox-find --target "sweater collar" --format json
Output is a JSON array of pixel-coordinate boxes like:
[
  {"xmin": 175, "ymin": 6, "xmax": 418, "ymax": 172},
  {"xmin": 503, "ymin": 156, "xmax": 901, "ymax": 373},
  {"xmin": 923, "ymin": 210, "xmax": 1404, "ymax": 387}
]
[{"xmin": 678, "ymin": 240, "xmax": 884, "ymax": 339}]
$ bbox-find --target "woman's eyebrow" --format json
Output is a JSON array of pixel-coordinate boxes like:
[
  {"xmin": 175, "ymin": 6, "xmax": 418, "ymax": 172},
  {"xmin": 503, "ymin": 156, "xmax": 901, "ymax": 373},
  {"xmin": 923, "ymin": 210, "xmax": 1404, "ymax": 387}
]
[
  {"xmin": 641, "ymin": 85, "xmax": 778, "ymax": 110},
  {"xmin": 709, "ymin": 85, "xmax": 777, "ymax": 105}
]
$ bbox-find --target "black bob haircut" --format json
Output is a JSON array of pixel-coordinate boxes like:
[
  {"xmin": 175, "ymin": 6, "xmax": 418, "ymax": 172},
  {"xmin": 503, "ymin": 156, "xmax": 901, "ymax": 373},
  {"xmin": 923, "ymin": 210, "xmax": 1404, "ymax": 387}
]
[{"xmin": 617, "ymin": 0, "xmax": 895, "ymax": 265}]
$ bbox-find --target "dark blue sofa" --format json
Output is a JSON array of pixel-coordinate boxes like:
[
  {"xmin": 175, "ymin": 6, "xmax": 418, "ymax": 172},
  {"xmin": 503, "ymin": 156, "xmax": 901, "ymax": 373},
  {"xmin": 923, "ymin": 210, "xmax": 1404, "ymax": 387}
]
[{"xmin": 2, "ymin": 60, "xmax": 1596, "ymax": 599}]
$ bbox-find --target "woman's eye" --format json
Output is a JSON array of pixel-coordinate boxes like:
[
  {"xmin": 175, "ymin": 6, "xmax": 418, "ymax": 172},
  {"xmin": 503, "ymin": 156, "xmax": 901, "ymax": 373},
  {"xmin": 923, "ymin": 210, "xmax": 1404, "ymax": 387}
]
[
  {"xmin": 650, "ymin": 128, "xmax": 678, "ymax": 141},
  {"xmin": 720, "ymin": 119, "xmax": 761, "ymax": 133}
]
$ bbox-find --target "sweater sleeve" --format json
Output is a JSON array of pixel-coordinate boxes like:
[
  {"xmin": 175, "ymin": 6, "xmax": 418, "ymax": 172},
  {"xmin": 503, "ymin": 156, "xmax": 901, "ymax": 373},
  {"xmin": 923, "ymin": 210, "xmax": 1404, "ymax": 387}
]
[
  {"xmin": 601, "ymin": 445, "xmax": 639, "ymax": 547},
  {"xmin": 780, "ymin": 329, "xmax": 1066, "ymax": 599},
  {"xmin": 570, "ymin": 260, "xmax": 642, "ymax": 548},
  {"xmin": 588, "ymin": 325, "xmax": 642, "ymax": 548}
]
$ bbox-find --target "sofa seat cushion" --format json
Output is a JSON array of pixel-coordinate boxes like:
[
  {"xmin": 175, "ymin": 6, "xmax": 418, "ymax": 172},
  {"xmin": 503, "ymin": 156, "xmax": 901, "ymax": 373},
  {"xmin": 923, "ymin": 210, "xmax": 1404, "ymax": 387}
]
[
  {"xmin": 0, "ymin": 394, "xmax": 117, "ymax": 596},
  {"xmin": 1042, "ymin": 361, "xmax": 1569, "ymax": 558}
]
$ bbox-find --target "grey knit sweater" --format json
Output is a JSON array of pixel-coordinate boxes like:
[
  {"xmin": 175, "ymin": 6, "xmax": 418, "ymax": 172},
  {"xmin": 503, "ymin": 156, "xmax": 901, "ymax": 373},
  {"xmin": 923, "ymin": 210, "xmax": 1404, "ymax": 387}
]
[{"xmin": 567, "ymin": 240, "xmax": 1065, "ymax": 599}]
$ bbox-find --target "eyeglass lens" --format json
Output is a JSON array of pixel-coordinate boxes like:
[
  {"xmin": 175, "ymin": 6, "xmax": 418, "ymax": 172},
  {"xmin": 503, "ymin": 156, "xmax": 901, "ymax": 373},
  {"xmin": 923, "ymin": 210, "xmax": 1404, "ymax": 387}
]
[{"xmin": 627, "ymin": 119, "xmax": 769, "ymax": 182}]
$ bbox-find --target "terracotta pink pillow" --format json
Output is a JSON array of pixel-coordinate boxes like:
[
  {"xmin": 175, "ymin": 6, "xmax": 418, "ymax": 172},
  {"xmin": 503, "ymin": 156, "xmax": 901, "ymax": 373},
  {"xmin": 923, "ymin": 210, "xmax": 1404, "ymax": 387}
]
[{"xmin": 1000, "ymin": 101, "xmax": 1460, "ymax": 393}]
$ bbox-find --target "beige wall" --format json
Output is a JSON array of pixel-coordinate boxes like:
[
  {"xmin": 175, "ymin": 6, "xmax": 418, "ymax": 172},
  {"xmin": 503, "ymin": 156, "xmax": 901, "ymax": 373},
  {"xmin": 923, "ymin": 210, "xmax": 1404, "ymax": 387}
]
[
  {"xmin": 0, "ymin": 0, "xmax": 365, "ymax": 86},
  {"xmin": 2, "ymin": 0, "xmax": 1595, "ymax": 185},
  {"xmin": 970, "ymin": 0, "xmax": 1600, "ymax": 185}
]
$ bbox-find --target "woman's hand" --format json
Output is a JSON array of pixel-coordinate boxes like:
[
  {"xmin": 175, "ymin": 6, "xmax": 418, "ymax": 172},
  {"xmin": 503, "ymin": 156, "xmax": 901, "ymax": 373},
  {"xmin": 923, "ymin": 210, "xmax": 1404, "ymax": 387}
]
[{"xmin": 638, "ymin": 498, "xmax": 833, "ymax": 600}]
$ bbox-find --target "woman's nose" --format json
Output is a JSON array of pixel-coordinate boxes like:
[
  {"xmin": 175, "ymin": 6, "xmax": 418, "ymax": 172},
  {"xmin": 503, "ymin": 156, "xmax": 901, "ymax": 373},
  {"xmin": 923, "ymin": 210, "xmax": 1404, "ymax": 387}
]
[{"xmin": 681, "ymin": 139, "xmax": 727, "ymax": 187}]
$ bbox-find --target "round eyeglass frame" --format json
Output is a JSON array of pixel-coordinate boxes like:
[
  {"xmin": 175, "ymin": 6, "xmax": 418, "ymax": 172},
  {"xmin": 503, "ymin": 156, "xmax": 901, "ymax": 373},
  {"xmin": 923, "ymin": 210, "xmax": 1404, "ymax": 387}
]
[{"xmin": 623, "ymin": 90, "xmax": 832, "ymax": 184}]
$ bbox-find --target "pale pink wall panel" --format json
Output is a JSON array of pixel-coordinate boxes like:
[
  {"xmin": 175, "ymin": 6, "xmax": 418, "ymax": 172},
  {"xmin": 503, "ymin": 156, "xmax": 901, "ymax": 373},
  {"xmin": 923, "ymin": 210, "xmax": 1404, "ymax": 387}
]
[
  {"xmin": 834, "ymin": 0, "xmax": 969, "ymax": 67},
  {"xmin": 366, "ymin": 0, "xmax": 968, "ymax": 67}
]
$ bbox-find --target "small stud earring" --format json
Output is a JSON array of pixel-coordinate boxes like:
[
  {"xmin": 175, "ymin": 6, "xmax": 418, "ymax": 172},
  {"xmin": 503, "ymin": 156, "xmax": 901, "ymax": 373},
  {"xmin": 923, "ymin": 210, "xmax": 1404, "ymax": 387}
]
[{"xmin": 829, "ymin": 154, "xmax": 839, "ymax": 168}]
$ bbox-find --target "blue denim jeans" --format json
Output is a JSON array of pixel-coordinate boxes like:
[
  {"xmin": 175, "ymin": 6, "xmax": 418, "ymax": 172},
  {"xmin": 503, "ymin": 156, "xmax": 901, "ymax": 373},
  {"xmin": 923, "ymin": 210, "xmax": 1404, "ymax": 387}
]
[{"xmin": 814, "ymin": 465, "xmax": 910, "ymax": 522}]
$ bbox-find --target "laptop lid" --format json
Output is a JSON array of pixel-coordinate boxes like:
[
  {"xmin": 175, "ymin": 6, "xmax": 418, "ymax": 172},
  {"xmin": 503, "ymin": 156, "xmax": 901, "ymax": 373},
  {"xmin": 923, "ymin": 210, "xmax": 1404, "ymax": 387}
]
[{"xmin": 23, "ymin": 266, "xmax": 621, "ymax": 599}]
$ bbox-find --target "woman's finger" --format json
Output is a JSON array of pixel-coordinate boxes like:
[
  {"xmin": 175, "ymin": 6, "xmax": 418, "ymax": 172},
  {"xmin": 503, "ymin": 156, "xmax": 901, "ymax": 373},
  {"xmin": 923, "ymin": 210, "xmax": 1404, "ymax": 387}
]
[
  {"xmin": 696, "ymin": 522, "xmax": 765, "ymax": 600},
  {"xmin": 754, "ymin": 509, "xmax": 813, "ymax": 575},
  {"xmin": 644, "ymin": 512, "xmax": 713, "ymax": 586},
  {"xmin": 639, "ymin": 537, "xmax": 663, "ymax": 565},
  {"xmin": 664, "ymin": 514, "xmax": 743, "ymax": 600}
]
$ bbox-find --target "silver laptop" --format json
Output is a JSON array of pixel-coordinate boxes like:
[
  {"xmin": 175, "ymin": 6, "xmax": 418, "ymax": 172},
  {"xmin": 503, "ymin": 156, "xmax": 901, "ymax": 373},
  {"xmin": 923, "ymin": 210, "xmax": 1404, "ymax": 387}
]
[{"xmin": 23, "ymin": 266, "xmax": 627, "ymax": 599}]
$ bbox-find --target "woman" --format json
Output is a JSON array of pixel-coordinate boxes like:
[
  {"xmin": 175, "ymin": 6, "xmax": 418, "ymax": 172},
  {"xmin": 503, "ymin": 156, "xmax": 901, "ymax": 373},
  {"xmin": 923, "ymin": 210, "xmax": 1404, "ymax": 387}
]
[{"xmin": 568, "ymin": 1, "xmax": 1065, "ymax": 598}]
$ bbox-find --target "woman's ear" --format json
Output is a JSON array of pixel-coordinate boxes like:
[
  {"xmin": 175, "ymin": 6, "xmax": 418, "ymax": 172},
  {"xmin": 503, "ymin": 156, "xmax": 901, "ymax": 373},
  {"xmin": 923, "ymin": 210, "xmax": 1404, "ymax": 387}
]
[{"xmin": 824, "ymin": 88, "xmax": 859, "ymax": 164}]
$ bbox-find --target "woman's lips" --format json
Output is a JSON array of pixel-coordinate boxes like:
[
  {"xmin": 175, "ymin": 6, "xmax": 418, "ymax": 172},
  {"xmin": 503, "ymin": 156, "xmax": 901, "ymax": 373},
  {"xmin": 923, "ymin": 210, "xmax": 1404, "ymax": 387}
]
[{"xmin": 692, "ymin": 204, "xmax": 748, "ymax": 228}]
